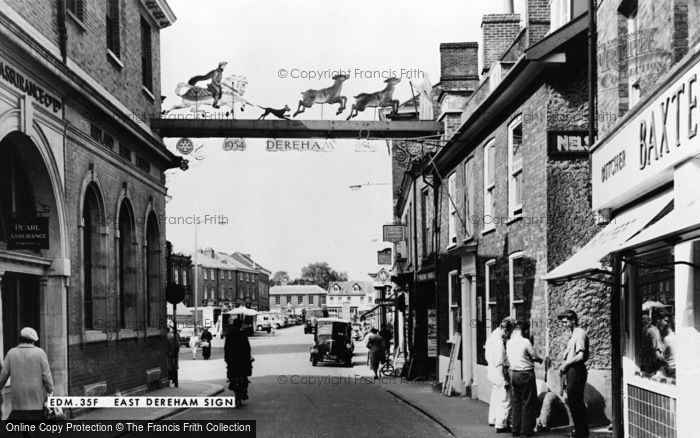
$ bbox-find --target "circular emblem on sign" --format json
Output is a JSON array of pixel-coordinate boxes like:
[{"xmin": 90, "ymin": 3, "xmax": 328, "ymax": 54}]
[
  {"xmin": 176, "ymin": 138, "xmax": 194, "ymax": 155},
  {"xmin": 378, "ymin": 270, "xmax": 390, "ymax": 282}
]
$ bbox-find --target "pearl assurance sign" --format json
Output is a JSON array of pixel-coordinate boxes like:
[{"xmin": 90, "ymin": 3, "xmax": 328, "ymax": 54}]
[{"xmin": 592, "ymin": 54, "xmax": 700, "ymax": 210}]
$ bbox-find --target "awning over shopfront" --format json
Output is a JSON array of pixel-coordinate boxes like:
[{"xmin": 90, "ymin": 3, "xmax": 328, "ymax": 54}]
[
  {"xmin": 543, "ymin": 192, "xmax": 673, "ymax": 281},
  {"xmin": 615, "ymin": 193, "xmax": 700, "ymax": 253}
]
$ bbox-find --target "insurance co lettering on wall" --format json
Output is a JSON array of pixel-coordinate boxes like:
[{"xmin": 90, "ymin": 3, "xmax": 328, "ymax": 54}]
[
  {"xmin": 0, "ymin": 59, "xmax": 62, "ymax": 113},
  {"xmin": 592, "ymin": 57, "xmax": 700, "ymax": 210}
]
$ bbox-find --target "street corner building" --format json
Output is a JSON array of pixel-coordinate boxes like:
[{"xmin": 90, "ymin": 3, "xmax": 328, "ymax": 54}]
[{"xmin": 0, "ymin": 0, "xmax": 180, "ymax": 417}]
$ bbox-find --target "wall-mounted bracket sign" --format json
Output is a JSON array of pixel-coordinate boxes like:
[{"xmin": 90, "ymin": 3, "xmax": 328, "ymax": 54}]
[
  {"xmin": 0, "ymin": 59, "xmax": 62, "ymax": 113},
  {"xmin": 8, "ymin": 217, "xmax": 49, "ymax": 250},
  {"xmin": 265, "ymin": 139, "xmax": 335, "ymax": 152},
  {"xmin": 377, "ymin": 248, "xmax": 392, "ymax": 265},
  {"xmin": 382, "ymin": 224, "xmax": 405, "ymax": 243},
  {"xmin": 547, "ymin": 130, "xmax": 590, "ymax": 156}
]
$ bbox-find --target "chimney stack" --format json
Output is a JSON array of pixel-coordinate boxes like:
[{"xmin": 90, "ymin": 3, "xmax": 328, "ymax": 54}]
[
  {"xmin": 481, "ymin": 13, "xmax": 521, "ymax": 75},
  {"xmin": 525, "ymin": 0, "xmax": 551, "ymax": 46},
  {"xmin": 439, "ymin": 42, "xmax": 479, "ymax": 83}
]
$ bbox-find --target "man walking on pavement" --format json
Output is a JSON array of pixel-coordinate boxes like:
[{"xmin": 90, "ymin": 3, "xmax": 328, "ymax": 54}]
[
  {"xmin": 506, "ymin": 321, "xmax": 542, "ymax": 438},
  {"xmin": 0, "ymin": 327, "xmax": 54, "ymax": 422},
  {"xmin": 558, "ymin": 310, "xmax": 589, "ymax": 438},
  {"xmin": 485, "ymin": 317, "xmax": 515, "ymax": 433}
]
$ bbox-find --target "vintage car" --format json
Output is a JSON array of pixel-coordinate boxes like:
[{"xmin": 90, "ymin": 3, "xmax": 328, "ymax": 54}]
[{"xmin": 309, "ymin": 318, "xmax": 354, "ymax": 367}]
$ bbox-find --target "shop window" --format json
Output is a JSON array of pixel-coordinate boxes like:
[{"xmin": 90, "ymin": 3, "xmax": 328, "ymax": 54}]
[
  {"xmin": 0, "ymin": 144, "xmax": 37, "ymax": 245},
  {"xmin": 464, "ymin": 157, "xmax": 476, "ymax": 240},
  {"xmin": 117, "ymin": 200, "xmax": 137, "ymax": 330},
  {"xmin": 448, "ymin": 172, "xmax": 457, "ymax": 245},
  {"xmin": 508, "ymin": 116, "xmax": 523, "ymax": 217},
  {"xmin": 483, "ymin": 140, "xmax": 496, "ymax": 230},
  {"xmin": 630, "ymin": 247, "xmax": 676, "ymax": 384},
  {"xmin": 448, "ymin": 271, "xmax": 461, "ymax": 341},
  {"xmin": 485, "ymin": 259, "xmax": 497, "ymax": 330},
  {"xmin": 145, "ymin": 213, "xmax": 160, "ymax": 327}
]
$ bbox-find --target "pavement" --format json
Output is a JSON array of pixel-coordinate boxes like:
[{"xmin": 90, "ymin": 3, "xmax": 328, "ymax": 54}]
[{"xmin": 381, "ymin": 379, "xmax": 612, "ymax": 438}]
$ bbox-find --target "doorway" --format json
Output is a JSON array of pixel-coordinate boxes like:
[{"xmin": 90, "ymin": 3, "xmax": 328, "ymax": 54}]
[{"xmin": 2, "ymin": 273, "xmax": 41, "ymax": 356}]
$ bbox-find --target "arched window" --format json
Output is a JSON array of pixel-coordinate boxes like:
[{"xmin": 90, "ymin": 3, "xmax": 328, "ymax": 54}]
[
  {"xmin": 82, "ymin": 184, "xmax": 105, "ymax": 330},
  {"xmin": 118, "ymin": 201, "xmax": 137, "ymax": 329},
  {"xmin": 0, "ymin": 143, "xmax": 36, "ymax": 244},
  {"xmin": 145, "ymin": 212, "xmax": 160, "ymax": 328}
]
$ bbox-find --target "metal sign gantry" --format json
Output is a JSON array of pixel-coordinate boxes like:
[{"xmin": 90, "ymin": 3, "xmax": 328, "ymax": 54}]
[{"xmin": 150, "ymin": 118, "xmax": 443, "ymax": 139}]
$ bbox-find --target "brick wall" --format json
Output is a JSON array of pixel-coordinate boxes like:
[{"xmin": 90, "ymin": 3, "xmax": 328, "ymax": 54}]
[
  {"xmin": 5, "ymin": 0, "xmax": 162, "ymax": 118},
  {"xmin": 482, "ymin": 14, "xmax": 522, "ymax": 73},
  {"xmin": 525, "ymin": 0, "xmax": 551, "ymax": 46},
  {"xmin": 440, "ymin": 42, "xmax": 479, "ymax": 81},
  {"xmin": 597, "ymin": 0, "xmax": 690, "ymax": 136},
  {"xmin": 68, "ymin": 337, "xmax": 166, "ymax": 396}
]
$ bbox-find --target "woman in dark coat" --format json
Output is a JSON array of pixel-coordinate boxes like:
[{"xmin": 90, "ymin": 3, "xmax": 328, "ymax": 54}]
[
  {"xmin": 224, "ymin": 318, "xmax": 252, "ymax": 405},
  {"xmin": 200, "ymin": 328, "xmax": 213, "ymax": 360}
]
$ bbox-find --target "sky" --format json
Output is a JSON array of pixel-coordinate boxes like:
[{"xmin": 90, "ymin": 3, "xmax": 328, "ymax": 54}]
[{"xmin": 161, "ymin": 0, "xmax": 526, "ymax": 280}]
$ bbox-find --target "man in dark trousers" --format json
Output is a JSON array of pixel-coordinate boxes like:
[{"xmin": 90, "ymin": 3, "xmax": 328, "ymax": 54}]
[
  {"xmin": 558, "ymin": 310, "xmax": 589, "ymax": 438},
  {"xmin": 506, "ymin": 321, "xmax": 542, "ymax": 438},
  {"xmin": 200, "ymin": 327, "xmax": 213, "ymax": 360}
]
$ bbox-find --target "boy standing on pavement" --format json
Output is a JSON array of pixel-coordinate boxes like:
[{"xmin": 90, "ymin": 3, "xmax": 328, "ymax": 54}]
[
  {"xmin": 558, "ymin": 310, "xmax": 589, "ymax": 438},
  {"xmin": 506, "ymin": 321, "xmax": 542, "ymax": 438}
]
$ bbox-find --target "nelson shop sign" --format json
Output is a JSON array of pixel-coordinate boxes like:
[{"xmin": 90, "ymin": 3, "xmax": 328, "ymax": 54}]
[{"xmin": 591, "ymin": 57, "xmax": 700, "ymax": 210}]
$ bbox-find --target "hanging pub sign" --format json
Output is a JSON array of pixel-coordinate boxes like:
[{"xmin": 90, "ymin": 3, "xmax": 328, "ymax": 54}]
[
  {"xmin": 265, "ymin": 139, "xmax": 335, "ymax": 152},
  {"xmin": 547, "ymin": 130, "xmax": 590, "ymax": 156},
  {"xmin": 0, "ymin": 59, "xmax": 62, "ymax": 113},
  {"xmin": 377, "ymin": 248, "xmax": 392, "ymax": 265},
  {"xmin": 7, "ymin": 217, "xmax": 49, "ymax": 250},
  {"xmin": 382, "ymin": 224, "xmax": 405, "ymax": 243}
]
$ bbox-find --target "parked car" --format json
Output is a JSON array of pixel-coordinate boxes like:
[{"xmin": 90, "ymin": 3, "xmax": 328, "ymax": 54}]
[
  {"xmin": 256, "ymin": 314, "xmax": 273, "ymax": 333},
  {"xmin": 270, "ymin": 316, "xmax": 284, "ymax": 329}
]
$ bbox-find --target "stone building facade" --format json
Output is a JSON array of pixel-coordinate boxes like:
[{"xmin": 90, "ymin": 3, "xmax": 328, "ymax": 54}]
[
  {"xmin": 0, "ymin": 0, "xmax": 179, "ymax": 414},
  {"xmin": 407, "ymin": 0, "xmax": 613, "ymax": 427}
]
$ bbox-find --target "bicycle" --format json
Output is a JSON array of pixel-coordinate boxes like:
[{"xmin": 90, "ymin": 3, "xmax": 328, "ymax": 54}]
[{"xmin": 380, "ymin": 347, "xmax": 402, "ymax": 377}]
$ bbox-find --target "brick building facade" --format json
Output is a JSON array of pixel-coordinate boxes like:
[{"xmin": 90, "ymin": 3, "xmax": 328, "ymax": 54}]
[{"xmin": 0, "ymin": 0, "xmax": 179, "ymax": 415}]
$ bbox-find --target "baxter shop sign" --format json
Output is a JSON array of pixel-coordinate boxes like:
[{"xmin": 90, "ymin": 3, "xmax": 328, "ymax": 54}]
[
  {"xmin": 592, "ymin": 55, "xmax": 700, "ymax": 210},
  {"xmin": 0, "ymin": 59, "xmax": 62, "ymax": 113},
  {"xmin": 8, "ymin": 217, "xmax": 49, "ymax": 250}
]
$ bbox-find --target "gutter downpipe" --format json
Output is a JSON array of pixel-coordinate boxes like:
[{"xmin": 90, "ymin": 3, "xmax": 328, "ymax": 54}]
[{"xmin": 411, "ymin": 170, "xmax": 419, "ymax": 377}]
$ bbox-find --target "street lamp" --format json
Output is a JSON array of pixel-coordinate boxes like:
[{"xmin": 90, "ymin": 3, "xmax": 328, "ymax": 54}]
[{"xmin": 349, "ymin": 182, "xmax": 390, "ymax": 191}]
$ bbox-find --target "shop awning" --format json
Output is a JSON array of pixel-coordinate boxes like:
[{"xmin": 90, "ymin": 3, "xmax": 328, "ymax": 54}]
[
  {"xmin": 542, "ymin": 192, "xmax": 673, "ymax": 281},
  {"xmin": 615, "ymin": 193, "xmax": 700, "ymax": 253}
]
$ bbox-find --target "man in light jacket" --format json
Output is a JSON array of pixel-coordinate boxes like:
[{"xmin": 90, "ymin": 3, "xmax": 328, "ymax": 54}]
[
  {"xmin": 485, "ymin": 317, "xmax": 515, "ymax": 433},
  {"xmin": 0, "ymin": 327, "xmax": 54, "ymax": 421}
]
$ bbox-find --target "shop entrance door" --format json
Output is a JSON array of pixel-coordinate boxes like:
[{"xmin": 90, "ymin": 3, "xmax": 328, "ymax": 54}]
[{"xmin": 1, "ymin": 273, "xmax": 40, "ymax": 356}]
